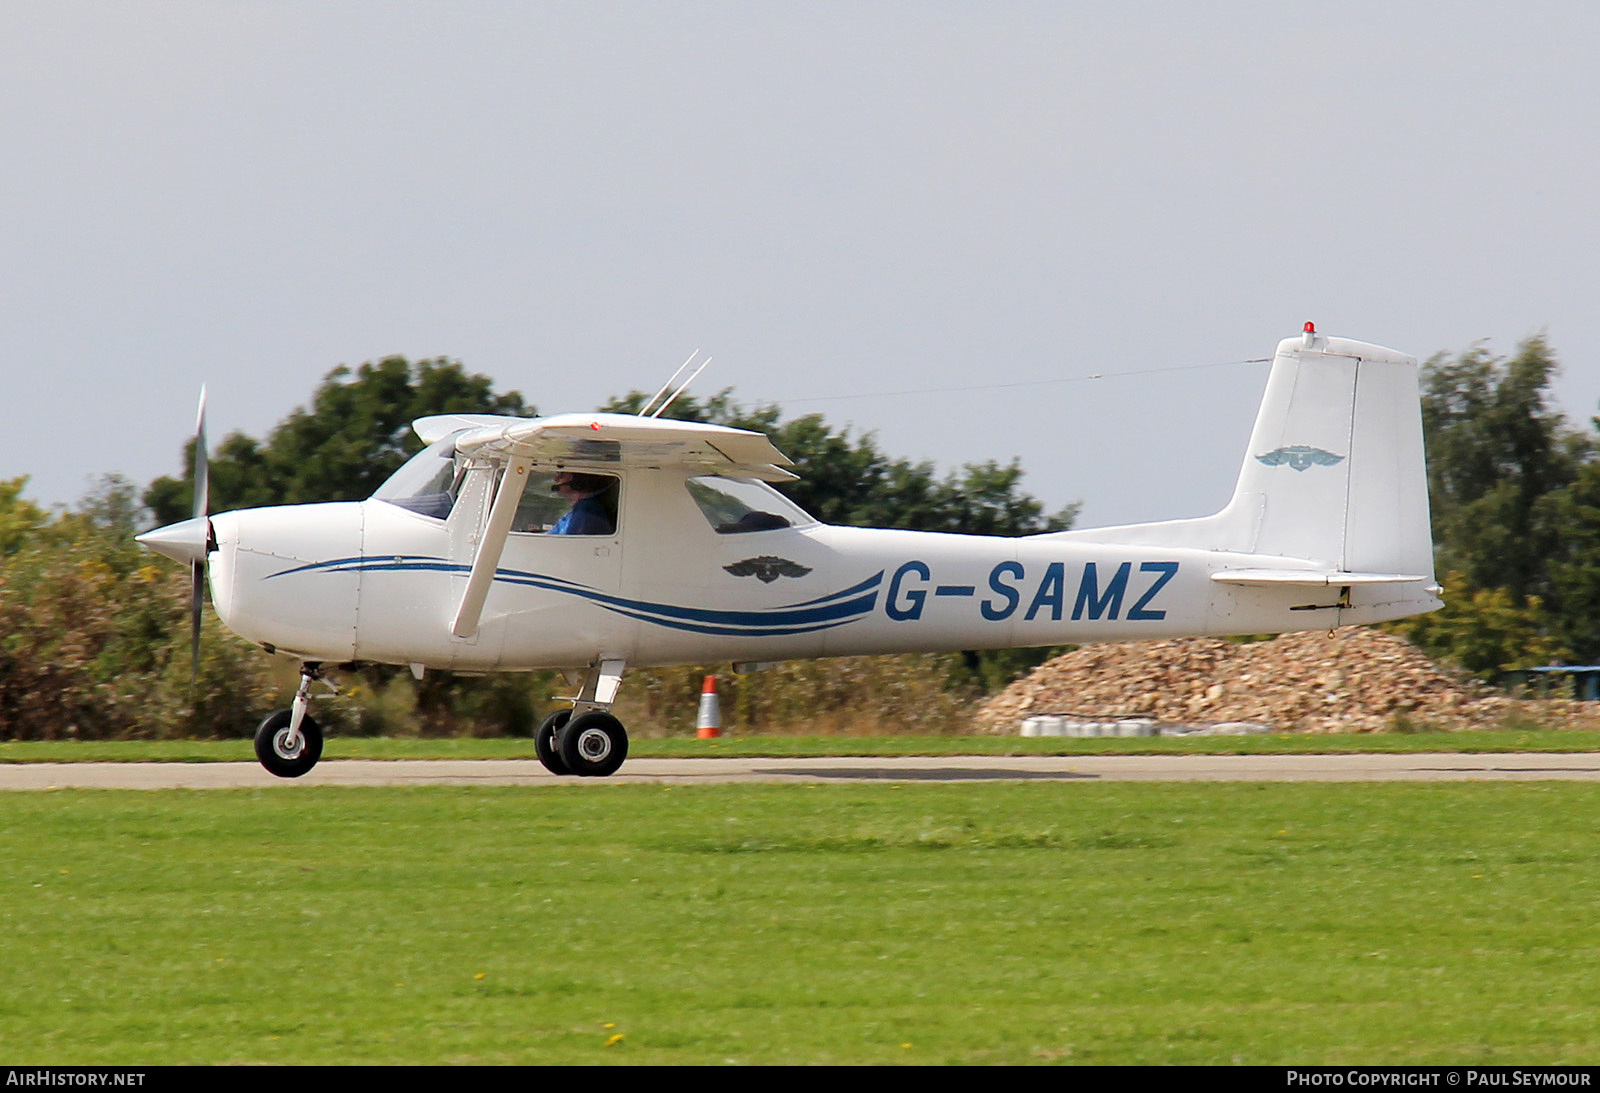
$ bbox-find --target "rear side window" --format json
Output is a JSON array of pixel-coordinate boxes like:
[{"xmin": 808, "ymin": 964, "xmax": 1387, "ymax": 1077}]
[{"xmin": 686, "ymin": 476, "xmax": 814, "ymax": 533}]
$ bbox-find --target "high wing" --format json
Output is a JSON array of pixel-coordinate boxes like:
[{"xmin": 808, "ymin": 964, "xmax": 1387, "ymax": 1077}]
[
  {"xmin": 414, "ymin": 411, "xmax": 796, "ymax": 481},
  {"xmin": 431, "ymin": 412, "xmax": 798, "ymax": 638}
]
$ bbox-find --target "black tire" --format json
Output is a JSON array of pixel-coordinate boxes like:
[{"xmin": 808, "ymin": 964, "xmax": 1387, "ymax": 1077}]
[
  {"xmin": 557, "ymin": 711, "xmax": 629, "ymax": 777},
  {"xmin": 254, "ymin": 709, "xmax": 324, "ymax": 779},
  {"xmin": 535, "ymin": 709, "xmax": 573, "ymax": 775}
]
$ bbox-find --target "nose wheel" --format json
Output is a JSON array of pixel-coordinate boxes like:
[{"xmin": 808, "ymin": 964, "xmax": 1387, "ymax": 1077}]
[
  {"xmin": 254, "ymin": 708, "xmax": 324, "ymax": 778},
  {"xmin": 254, "ymin": 663, "xmax": 328, "ymax": 778}
]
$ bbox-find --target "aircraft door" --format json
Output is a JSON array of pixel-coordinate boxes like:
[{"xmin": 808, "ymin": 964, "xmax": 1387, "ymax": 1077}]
[{"xmin": 486, "ymin": 467, "xmax": 628, "ymax": 669}]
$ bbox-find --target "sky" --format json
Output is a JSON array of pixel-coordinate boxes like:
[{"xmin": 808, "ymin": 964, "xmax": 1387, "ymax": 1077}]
[{"xmin": 4, "ymin": 1, "xmax": 1598, "ymax": 529}]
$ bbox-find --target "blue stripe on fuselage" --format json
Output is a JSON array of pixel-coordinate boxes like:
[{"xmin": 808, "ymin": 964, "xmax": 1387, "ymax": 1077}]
[{"xmin": 266, "ymin": 556, "xmax": 881, "ymax": 636}]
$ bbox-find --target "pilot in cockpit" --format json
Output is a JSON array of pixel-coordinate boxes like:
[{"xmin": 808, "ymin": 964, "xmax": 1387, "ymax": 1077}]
[{"xmin": 549, "ymin": 472, "xmax": 616, "ymax": 536}]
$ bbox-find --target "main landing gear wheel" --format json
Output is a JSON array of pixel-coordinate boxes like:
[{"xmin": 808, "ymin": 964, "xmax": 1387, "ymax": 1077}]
[
  {"xmin": 535, "ymin": 709, "xmax": 573, "ymax": 775},
  {"xmin": 557, "ymin": 711, "xmax": 629, "ymax": 777},
  {"xmin": 254, "ymin": 709, "xmax": 324, "ymax": 779}
]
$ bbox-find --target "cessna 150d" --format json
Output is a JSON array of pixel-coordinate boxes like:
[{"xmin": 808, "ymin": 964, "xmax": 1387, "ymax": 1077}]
[{"xmin": 137, "ymin": 325, "xmax": 1441, "ymax": 779}]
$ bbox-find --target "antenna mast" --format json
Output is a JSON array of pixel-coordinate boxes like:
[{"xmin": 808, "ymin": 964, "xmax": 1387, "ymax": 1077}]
[
  {"xmin": 639, "ymin": 350, "xmax": 701, "ymax": 417},
  {"xmin": 651, "ymin": 356, "xmax": 710, "ymax": 418}
]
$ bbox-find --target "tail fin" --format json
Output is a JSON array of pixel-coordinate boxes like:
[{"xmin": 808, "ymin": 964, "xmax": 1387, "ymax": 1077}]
[{"xmin": 1057, "ymin": 326, "xmax": 1435, "ymax": 581}]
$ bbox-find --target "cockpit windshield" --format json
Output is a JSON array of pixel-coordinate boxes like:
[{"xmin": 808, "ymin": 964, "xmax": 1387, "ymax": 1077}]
[{"xmin": 371, "ymin": 436, "xmax": 464, "ymax": 519}]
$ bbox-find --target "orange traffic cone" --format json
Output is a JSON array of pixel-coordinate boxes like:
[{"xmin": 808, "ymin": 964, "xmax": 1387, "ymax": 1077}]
[{"xmin": 696, "ymin": 675, "xmax": 721, "ymax": 739}]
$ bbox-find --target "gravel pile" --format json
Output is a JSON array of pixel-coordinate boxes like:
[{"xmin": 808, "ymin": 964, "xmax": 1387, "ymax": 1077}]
[{"xmin": 972, "ymin": 627, "xmax": 1524, "ymax": 735}]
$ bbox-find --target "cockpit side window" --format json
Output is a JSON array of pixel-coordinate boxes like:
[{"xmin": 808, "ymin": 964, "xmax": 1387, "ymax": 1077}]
[
  {"xmin": 371, "ymin": 437, "xmax": 464, "ymax": 520},
  {"xmin": 511, "ymin": 471, "xmax": 620, "ymax": 536},
  {"xmin": 686, "ymin": 476, "xmax": 815, "ymax": 533}
]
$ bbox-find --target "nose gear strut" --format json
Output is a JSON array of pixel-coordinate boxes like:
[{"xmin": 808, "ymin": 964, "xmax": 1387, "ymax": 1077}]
[{"xmin": 253, "ymin": 662, "xmax": 331, "ymax": 778}]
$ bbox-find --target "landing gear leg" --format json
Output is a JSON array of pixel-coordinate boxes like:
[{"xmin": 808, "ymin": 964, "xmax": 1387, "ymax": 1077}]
[
  {"xmin": 548, "ymin": 659, "xmax": 629, "ymax": 777},
  {"xmin": 254, "ymin": 662, "xmax": 327, "ymax": 779}
]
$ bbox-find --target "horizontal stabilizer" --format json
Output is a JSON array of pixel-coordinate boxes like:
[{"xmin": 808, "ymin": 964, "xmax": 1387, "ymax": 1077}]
[{"xmin": 1210, "ymin": 569, "xmax": 1432, "ymax": 587}]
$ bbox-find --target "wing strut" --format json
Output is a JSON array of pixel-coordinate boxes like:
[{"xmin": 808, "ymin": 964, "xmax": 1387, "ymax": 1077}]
[{"xmin": 452, "ymin": 454, "xmax": 532, "ymax": 639}]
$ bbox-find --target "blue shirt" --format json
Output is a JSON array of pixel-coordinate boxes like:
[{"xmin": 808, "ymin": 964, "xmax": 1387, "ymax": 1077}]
[{"xmin": 551, "ymin": 495, "xmax": 613, "ymax": 536}]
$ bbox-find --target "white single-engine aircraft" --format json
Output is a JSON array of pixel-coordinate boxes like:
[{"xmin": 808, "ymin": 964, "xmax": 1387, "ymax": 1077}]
[{"xmin": 138, "ymin": 324, "xmax": 1441, "ymax": 778}]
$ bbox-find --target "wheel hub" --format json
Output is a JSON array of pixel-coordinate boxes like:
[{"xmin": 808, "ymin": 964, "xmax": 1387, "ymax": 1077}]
[
  {"xmin": 575, "ymin": 728, "xmax": 612, "ymax": 762},
  {"xmin": 274, "ymin": 729, "xmax": 305, "ymax": 760}
]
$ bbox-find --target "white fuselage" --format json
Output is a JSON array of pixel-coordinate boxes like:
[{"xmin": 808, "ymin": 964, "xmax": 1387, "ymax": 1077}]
[{"xmin": 206, "ymin": 463, "xmax": 1430, "ymax": 672}]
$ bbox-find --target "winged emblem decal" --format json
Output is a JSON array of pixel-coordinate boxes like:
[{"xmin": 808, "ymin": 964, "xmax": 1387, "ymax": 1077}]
[
  {"xmin": 1255, "ymin": 445, "xmax": 1345, "ymax": 472},
  {"xmin": 724, "ymin": 556, "xmax": 813, "ymax": 584}
]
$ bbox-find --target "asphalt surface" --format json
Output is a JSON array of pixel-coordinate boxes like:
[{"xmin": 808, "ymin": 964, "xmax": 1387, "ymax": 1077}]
[{"xmin": 4, "ymin": 753, "xmax": 1600, "ymax": 789}]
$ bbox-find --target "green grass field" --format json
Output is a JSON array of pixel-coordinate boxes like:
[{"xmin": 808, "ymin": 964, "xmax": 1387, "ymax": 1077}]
[{"xmin": 4, "ymin": 781, "xmax": 1600, "ymax": 1064}]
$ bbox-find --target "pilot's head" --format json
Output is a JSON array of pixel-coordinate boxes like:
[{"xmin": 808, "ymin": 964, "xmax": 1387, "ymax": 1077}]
[{"xmin": 552, "ymin": 472, "xmax": 609, "ymax": 499}]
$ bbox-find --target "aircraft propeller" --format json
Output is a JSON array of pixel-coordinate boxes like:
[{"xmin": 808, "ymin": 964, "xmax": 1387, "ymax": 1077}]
[{"xmin": 134, "ymin": 388, "xmax": 214, "ymax": 685}]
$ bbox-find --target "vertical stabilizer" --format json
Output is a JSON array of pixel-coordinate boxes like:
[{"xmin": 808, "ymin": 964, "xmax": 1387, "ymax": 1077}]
[
  {"xmin": 1229, "ymin": 328, "xmax": 1430, "ymax": 573},
  {"xmin": 1055, "ymin": 326, "xmax": 1435, "ymax": 583}
]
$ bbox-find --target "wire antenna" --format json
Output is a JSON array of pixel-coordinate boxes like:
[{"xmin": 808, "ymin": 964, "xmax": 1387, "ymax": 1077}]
[
  {"xmin": 651, "ymin": 356, "xmax": 710, "ymax": 418},
  {"xmin": 639, "ymin": 350, "xmax": 701, "ymax": 417}
]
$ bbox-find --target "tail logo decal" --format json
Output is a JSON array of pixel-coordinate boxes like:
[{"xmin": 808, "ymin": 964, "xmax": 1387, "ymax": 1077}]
[{"xmin": 1255, "ymin": 445, "xmax": 1344, "ymax": 472}]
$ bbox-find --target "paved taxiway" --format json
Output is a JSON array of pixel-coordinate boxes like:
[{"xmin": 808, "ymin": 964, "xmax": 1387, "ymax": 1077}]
[{"xmin": 3, "ymin": 753, "xmax": 1600, "ymax": 789}]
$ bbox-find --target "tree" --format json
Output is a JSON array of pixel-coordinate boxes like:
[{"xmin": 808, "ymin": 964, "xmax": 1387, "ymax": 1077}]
[
  {"xmin": 1420, "ymin": 337, "xmax": 1589, "ymax": 602},
  {"xmin": 1537, "ymin": 461, "xmax": 1600, "ymax": 660},
  {"xmin": 0, "ymin": 477, "xmax": 48, "ymax": 557},
  {"xmin": 1392, "ymin": 571, "xmax": 1567, "ymax": 680},
  {"xmin": 1398, "ymin": 336, "xmax": 1600, "ymax": 671},
  {"xmin": 0, "ymin": 477, "xmax": 284, "ymax": 740},
  {"xmin": 145, "ymin": 357, "xmax": 531, "ymax": 524}
]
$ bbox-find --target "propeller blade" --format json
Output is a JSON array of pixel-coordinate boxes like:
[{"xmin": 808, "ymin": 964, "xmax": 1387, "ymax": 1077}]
[
  {"xmin": 190, "ymin": 559, "xmax": 204, "ymax": 687},
  {"xmin": 193, "ymin": 387, "xmax": 209, "ymax": 521},
  {"xmin": 190, "ymin": 387, "xmax": 208, "ymax": 687}
]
